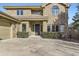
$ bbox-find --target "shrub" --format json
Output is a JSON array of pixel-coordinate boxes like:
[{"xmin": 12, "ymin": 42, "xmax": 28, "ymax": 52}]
[
  {"xmin": 17, "ymin": 32, "xmax": 29, "ymax": 38},
  {"xmin": 40, "ymin": 32, "xmax": 61, "ymax": 39},
  {"xmin": 0, "ymin": 38, "xmax": 2, "ymax": 40}
]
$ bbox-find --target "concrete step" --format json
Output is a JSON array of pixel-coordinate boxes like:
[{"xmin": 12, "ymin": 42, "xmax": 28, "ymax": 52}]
[{"xmin": 28, "ymin": 35, "xmax": 42, "ymax": 40}]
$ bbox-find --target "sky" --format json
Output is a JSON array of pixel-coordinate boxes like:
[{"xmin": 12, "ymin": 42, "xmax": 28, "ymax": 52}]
[
  {"xmin": 0, "ymin": 3, "xmax": 77, "ymax": 25},
  {"xmin": 68, "ymin": 3, "xmax": 77, "ymax": 24}
]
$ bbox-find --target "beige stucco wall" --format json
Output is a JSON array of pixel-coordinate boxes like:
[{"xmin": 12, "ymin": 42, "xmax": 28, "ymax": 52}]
[
  {"xmin": 43, "ymin": 3, "xmax": 66, "ymax": 24},
  {"xmin": 43, "ymin": 3, "xmax": 68, "ymax": 32},
  {"xmin": 23, "ymin": 9, "xmax": 31, "ymax": 16},
  {"xmin": 5, "ymin": 9, "xmax": 31, "ymax": 16},
  {"xmin": 5, "ymin": 9, "xmax": 42, "ymax": 16},
  {"xmin": 5, "ymin": 9, "xmax": 16, "ymax": 16},
  {"xmin": 12, "ymin": 24, "xmax": 17, "ymax": 38}
]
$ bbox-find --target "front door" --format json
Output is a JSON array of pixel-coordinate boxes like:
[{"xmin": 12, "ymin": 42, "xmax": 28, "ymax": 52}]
[{"xmin": 35, "ymin": 24, "xmax": 40, "ymax": 35}]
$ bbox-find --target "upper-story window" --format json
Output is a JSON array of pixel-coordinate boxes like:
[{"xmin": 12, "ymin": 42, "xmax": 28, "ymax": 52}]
[
  {"xmin": 17, "ymin": 10, "xmax": 19, "ymax": 15},
  {"xmin": 31, "ymin": 10, "xmax": 41, "ymax": 15},
  {"xmin": 17, "ymin": 10, "xmax": 23, "ymax": 15},
  {"xmin": 52, "ymin": 5, "xmax": 59, "ymax": 16}
]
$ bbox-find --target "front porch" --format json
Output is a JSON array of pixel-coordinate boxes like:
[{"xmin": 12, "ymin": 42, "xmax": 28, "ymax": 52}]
[{"xmin": 20, "ymin": 20, "xmax": 47, "ymax": 36}]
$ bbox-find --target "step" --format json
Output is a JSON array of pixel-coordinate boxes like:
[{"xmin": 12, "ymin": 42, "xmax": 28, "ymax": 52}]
[{"xmin": 28, "ymin": 35, "xmax": 42, "ymax": 40}]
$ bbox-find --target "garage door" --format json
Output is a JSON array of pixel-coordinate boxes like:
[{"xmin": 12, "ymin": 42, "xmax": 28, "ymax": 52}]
[{"xmin": 0, "ymin": 22, "xmax": 10, "ymax": 39}]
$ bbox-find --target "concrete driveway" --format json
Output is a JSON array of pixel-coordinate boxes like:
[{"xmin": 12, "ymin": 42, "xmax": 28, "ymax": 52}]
[{"xmin": 0, "ymin": 38, "xmax": 79, "ymax": 56}]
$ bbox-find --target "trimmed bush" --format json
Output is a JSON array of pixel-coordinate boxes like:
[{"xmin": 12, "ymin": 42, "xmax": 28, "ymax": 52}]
[
  {"xmin": 17, "ymin": 32, "xmax": 29, "ymax": 38},
  {"xmin": 40, "ymin": 32, "xmax": 61, "ymax": 39},
  {"xmin": 0, "ymin": 38, "xmax": 2, "ymax": 40}
]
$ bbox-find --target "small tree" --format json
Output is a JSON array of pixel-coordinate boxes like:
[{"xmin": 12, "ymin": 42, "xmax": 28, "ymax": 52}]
[{"xmin": 72, "ymin": 4, "xmax": 79, "ymax": 31}]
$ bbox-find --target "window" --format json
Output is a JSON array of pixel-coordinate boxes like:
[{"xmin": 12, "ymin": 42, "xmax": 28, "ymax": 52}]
[
  {"xmin": 47, "ymin": 25, "xmax": 59, "ymax": 32},
  {"xmin": 52, "ymin": 25, "xmax": 59, "ymax": 32},
  {"xmin": 17, "ymin": 10, "xmax": 23, "ymax": 15},
  {"xmin": 47, "ymin": 25, "xmax": 50, "ymax": 32},
  {"xmin": 21, "ymin": 10, "xmax": 23, "ymax": 15},
  {"xmin": 22, "ymin": 24, "xmax": 26, "ymax": 32},
  {"xmin": 56, "ymin": 25, "xmax": 59, "ymax": 32},
  {"xmin": 59, "ymin": 25, "xmax": 64, "ymax": 32},
  {"xmin": 52, "ymin": 5, "xmax": 59, "ymax": 16},
  {"xmin": 31, "ymin": 10, "xmax": 41, "ymax": 15},
  {"xmin": 17, "ymin": 10, "xmax": 19, "ymax": 15}
]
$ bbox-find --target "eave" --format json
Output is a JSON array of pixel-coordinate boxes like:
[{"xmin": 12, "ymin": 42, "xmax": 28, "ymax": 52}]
[
  {"xmin": 0, "ymin": 11, "xmax": 20, "ymax": 23},
  {"xmin": 4, "ymin": 6, "xmax": 42, "ymax": 10}
]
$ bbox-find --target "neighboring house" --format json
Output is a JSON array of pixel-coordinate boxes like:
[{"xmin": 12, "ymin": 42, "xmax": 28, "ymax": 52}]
[{"xmin": 0, "ymin": 3, "xmax": 69, "ymax": 39}]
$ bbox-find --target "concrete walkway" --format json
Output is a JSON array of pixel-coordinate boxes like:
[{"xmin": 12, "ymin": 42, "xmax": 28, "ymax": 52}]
[{"xmin": 0, "ymin": 38, "xmax": 79, "ymax": 56}]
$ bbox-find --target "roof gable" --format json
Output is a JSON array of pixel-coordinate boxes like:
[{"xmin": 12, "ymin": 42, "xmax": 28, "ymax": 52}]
[{"xmin": 41, "ymin": 3, "xmax": 69, "ymax": 8}]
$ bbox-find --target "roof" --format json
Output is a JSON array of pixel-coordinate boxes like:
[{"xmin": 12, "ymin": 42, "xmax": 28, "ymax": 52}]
[
  {"xmin": 4, "ymin": 3, "xmax": 70, "ymax": 10},
  {"xmin": 0, "ymin": 11, "xmax": 19, "ymax": 23},
  {"xmin": 4, "ymin": 6, "xmax": 42, "ymax": 10},
  {"xmin": 41, "ymin": 3, "xmax": 70, "ymax": 8}
]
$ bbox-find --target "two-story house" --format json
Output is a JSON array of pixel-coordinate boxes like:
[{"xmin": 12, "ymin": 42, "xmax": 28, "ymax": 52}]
[{"xmin": 0, "ymin": 3, "xmax": 69, "ymax": 39}]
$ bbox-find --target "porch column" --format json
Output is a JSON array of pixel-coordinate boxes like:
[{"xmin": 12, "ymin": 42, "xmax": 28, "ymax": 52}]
[
  {"xmin": 43, "ymin": 21, "xmax": 47, "ymax": 32},
  {"xmin": 16, "ymin": 24, "xmax": 19, "ymax": 32},
  {"xmin": 26, "ymin": 21, "xmax": 29, "ymax": 32},
  {"xmin": 15, "ymin": 24, "xmax": 19, "ymax": 38},
  {"xmin": 19, "ymin": 23, "xmax": 22, "ymax": 32},
  {"xmin": 10, "ymin": 24, "xmax": 14, "ymax": 39}
]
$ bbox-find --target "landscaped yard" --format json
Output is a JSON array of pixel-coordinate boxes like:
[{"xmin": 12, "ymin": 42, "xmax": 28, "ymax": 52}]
[{"xmin": 0, "ymin": 38, "xmax": 79, "ymax": 56}]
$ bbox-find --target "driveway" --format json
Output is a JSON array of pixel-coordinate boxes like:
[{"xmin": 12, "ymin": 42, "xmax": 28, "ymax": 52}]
[{"xmin": 0, "ymin": 38, "xmax": 79, "ymax": 56}]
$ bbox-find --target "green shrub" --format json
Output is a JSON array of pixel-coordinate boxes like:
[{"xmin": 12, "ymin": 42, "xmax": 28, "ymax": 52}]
[
  {"xmin": 40, "ymin": 32, "xmax": 61, "ymax": 39},
  {"xmin": 17, "ymin": 32, "xmax": 29, "ymax": 38},
  {"xmin": 0, "ymin": 38, "xmax": 2, "ymax": 40}
]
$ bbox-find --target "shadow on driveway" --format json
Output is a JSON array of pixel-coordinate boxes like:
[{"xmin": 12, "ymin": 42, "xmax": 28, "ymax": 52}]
[{"xmin": 59, "ymin": 38, "xmax": 79, "ymax": 43}]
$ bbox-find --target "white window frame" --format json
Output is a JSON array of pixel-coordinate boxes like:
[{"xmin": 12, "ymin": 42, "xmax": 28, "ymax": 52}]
[
  {"xmin": 59, "ymin": 25, "xmax": 64, "ymax": 32},
  {"xmin": 17, "ymin": 10, "xmax": 23, "ymax": 15},
  {"xmin": 52, "ymin": 5, "xmax": 59, "ymax": 16}
]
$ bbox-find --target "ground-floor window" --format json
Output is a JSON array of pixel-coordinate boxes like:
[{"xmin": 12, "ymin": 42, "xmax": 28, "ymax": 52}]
[
  {"xmin": 59, "ymin": 25, "xmax": 64, "ymax": 32},
  {"xmin": 56, "ymin": 25, "xmax": 59, "ymax": 32},
  {"xmin": 22, "ymin": 24, "xmax": 26, "ymax": 32},
  {"xmin": 52, "ymin": 25, "xmax": 55, "ymax": 32},
  {"xmin": 47, "ymin": 25, "xmax": 50, "ymax": 32},
  {"xmin": 47, "ymin": 24, "xmax": 59, "ymax": 32}
]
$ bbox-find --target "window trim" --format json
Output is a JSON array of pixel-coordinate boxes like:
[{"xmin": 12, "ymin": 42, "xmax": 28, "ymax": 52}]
[
  {"xmin": 52, "ymin": 25, "xmax": 55, "ymax": 32},
  {"xmin": 31, "ymin": 10, "xmax": 41, "ymax": 15},
  {"xmin": 17, "ymin": 10, "xmax": 23, "ymax": 15},
  {"xmin": 59, "ymin": 24, "xmax": 64, "ymax": 32},
  {"xmin": 52, "ymin": 5, "xmax": 59, "ymax": 16},
  {"xmin": 22, "ymin": 24, "xmax": 26, "ymax": 32}
]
